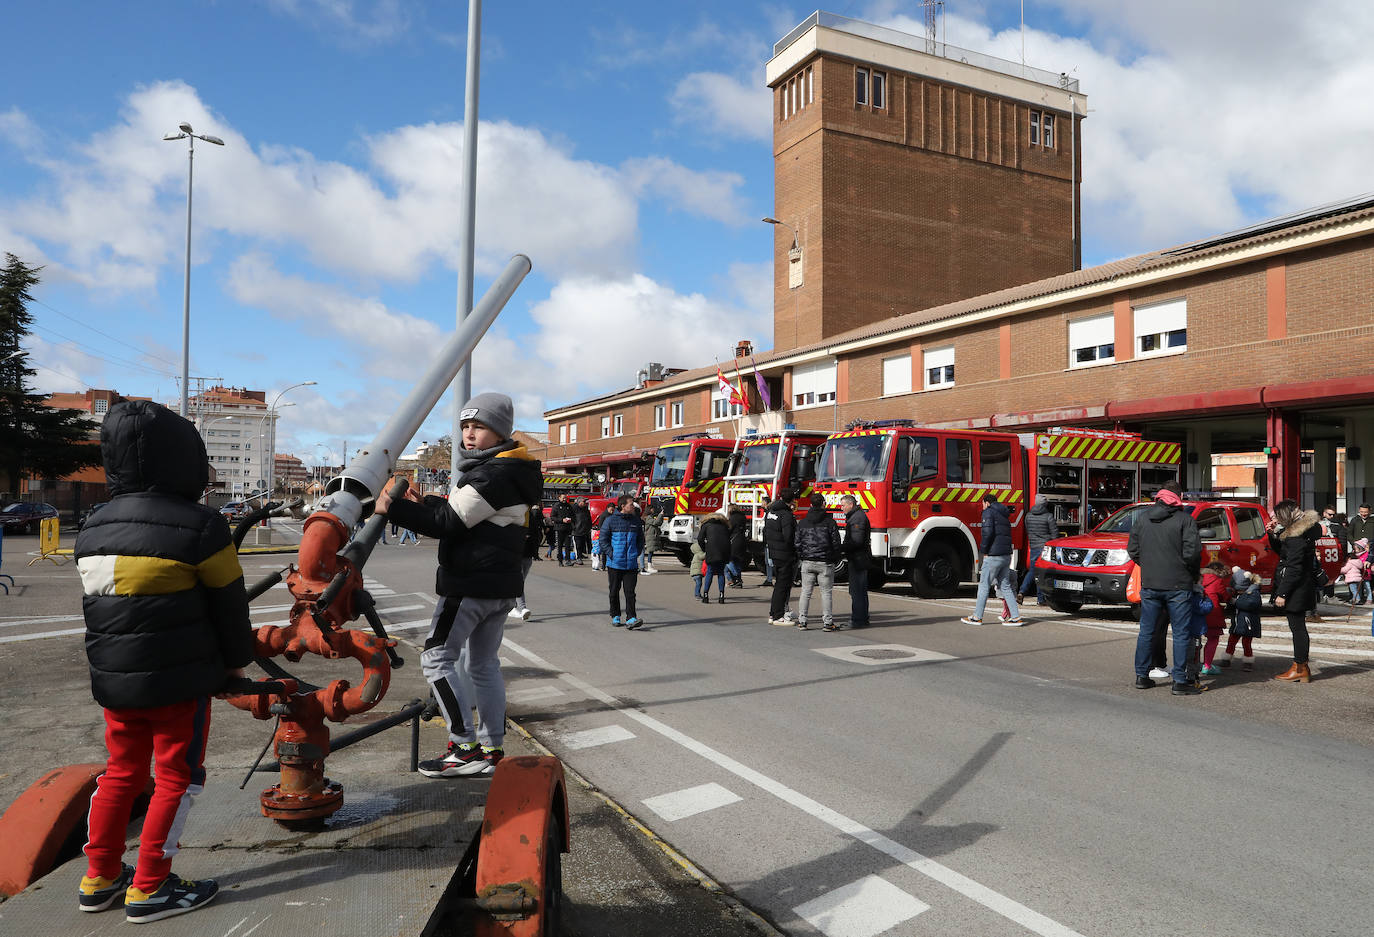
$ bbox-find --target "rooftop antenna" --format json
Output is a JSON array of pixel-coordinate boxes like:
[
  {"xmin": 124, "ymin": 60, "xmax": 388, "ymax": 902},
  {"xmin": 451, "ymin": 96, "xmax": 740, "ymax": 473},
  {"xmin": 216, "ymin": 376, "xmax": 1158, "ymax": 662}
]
[{"xmin": 919, "ymin": 1, "xmax": 944, "ymax": 54}]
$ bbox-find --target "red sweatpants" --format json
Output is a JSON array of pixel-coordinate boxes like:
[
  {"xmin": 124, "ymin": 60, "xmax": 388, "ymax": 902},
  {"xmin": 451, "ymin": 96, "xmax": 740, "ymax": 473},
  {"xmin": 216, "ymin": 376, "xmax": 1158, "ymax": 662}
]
[{"xmin": 84, "ymin": 698, "xmax": 211, "ymax": 893}]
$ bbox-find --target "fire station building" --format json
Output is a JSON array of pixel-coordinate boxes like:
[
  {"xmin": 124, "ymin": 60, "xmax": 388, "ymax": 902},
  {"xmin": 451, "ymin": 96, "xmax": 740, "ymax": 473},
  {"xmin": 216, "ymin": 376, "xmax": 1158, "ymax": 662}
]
[{"xmin": 542, "ymin": 12, "xmax": 1374, "ymax": 512}]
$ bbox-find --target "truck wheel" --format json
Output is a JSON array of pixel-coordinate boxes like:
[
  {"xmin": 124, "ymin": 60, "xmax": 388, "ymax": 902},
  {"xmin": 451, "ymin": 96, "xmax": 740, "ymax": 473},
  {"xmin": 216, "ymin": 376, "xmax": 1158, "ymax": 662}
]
[
  {"xmin": 911, "ymin": 543, "xmax": 960, "ymax": 598},
  {"xmin": 1047, "ymin": 595, "xmax": 1084, "ymax": 614}
]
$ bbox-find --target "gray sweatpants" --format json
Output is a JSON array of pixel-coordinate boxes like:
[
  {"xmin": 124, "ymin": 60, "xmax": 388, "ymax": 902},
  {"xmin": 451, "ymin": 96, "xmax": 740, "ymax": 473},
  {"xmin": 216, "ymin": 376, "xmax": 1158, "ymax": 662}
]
[
  {"xmin": 798, "ymin": 560, "xmax": 835, "ymax": 626},
  {"xmin": 422, "ymin": 594, "xmax": 512, "ymax": 748}
]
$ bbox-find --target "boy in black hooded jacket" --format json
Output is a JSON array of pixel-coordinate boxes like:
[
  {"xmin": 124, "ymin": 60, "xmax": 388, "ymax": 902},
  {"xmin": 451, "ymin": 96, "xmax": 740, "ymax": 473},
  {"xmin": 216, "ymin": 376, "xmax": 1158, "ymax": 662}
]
[{"xmin": 75, "ymin": 401, "xmax": 254, "ymax": 922}]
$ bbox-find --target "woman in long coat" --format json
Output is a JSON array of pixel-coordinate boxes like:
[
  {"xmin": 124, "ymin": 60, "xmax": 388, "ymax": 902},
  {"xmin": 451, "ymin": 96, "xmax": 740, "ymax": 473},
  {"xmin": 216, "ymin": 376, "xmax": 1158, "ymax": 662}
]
[{"xmin": 1267, "ymin": 500, "xmax": 1320, "ymax": 683}]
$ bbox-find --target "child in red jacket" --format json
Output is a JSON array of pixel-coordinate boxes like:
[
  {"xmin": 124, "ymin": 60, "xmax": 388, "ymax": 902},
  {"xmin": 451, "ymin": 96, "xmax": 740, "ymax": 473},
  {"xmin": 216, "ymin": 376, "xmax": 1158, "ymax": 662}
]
[{"xmin": 1198, "ymin": 561, "xmax": 1232, "ymax": 676}]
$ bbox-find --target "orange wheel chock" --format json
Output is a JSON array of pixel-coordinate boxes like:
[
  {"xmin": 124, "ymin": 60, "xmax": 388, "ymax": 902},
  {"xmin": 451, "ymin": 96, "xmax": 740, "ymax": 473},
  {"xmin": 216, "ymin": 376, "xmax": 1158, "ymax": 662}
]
[
  {"xmin": 474, "ymin": 755, "xmax": 569, "ymax": 936},
  {"xmin": 0, "ymin": 763, "xmax": 105, "ymax": 897}
]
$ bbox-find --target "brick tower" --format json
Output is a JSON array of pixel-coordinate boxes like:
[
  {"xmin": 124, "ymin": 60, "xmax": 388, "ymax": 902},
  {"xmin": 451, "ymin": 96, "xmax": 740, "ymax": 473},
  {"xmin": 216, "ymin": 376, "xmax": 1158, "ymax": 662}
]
[{"xmin": 767, "ymin": 13, "xmax": 1088, "ymax": 351}]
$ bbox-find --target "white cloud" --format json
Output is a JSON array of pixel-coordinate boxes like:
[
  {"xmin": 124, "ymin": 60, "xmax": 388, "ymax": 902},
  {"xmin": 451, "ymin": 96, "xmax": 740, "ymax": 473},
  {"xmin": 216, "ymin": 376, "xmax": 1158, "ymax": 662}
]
[
  {"xmin": 669, "ymin": 72, "xmax": 774, "ymax": 143},
  {"xmin": 264, "ymin": 0, "xmax": 415, "ymax": 44},
  {"xmin": 621, "ymin": 157, "xmax": 751, "ymax": 226}
]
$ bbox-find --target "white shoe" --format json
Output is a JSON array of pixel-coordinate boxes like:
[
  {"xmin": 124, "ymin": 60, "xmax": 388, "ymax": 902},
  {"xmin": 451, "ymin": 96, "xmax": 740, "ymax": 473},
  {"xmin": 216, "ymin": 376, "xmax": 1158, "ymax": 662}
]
[
  {"xmin": 519, "ymin": 608, "xmax": 531, "ymax": 621},
  {"xmin": 645, "ymin": 565, "xmax": 657, "ymax": 574},
  {"xmin": 1148, "ymin": 667, "xmax": 1170, "ymax": 681},
  {"xmin": 508, "ymin": 607, "xmax": 523, "ymax": 619}
]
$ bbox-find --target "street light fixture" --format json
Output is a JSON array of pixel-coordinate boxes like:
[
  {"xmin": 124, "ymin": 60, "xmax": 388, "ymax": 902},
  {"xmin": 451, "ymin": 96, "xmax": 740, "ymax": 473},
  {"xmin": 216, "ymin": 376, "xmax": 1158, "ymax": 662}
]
[
  {"xmin": 264, "ymin": 381, "xmax": 316, "ymax": 525},
  {"xmin": 762, "ymin": 216, "xmax": 799, "ymax": 250},
  {"xmin": 163, "ymin": 122, "xmax": 226, "ymax": 419}
]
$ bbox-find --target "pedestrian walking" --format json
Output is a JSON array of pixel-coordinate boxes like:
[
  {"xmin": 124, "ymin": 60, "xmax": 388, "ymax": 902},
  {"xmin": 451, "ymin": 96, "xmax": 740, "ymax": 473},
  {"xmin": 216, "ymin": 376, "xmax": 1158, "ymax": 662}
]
[
  {"xmin": 379, "ymin": 392, "xmax": 541, "ymax": 776},
  {"xmin": 1017, "ymin": 494, "xmax": 1059, "ymax": 605},
  {"xmin": 697, "ymin": 511, "xmax": 732, "ymax": 604},
  {"xmin": 1267, "ymin": 500, "xmax": 1321, "ymax": 683},
  {"xmin": 764, "ymin": 488, "xmax": 799, "ymax": 626},
  {"xmin": 1197, "ymin": 561, "xmax": 1231, "ymax": 675},
  {"xmin": 1126, "ymin": 481, "xmax": 1202, "ymax": 695},
  {"xmin": 74, "ymin": 401, "xmax": 255, "ymax": 922},
  {"xmin": 795, "ymin": 493, "xmax": 842, "ymax": 630},
  {"xmin": 600, "ymin": 494, "xmax": 645, "ymax": 629},
  {"xmin": 962, "ymin": 494, "xmax": 1023, "ymax": 626},
  {"xmin": 571, "ymin": 497, "xmax": 592, "ymax": 566},
  {"xmin": 1221, "ymin": 567, "xmax": 1262, "ymax": 671},
  {"xmin": 839, "ymin": 494, "xmax": 872, "ymax": 628},
  {"xmin": 641, "ymin": 504, "xmax": 662, "ymax": 574},
  {"xmin": 726, "ymin": 506, "xmax": 749, "ymax": 587},
  {"xmin": 510, "ymin": 499, "xmax": 543, "ymax": 622}
]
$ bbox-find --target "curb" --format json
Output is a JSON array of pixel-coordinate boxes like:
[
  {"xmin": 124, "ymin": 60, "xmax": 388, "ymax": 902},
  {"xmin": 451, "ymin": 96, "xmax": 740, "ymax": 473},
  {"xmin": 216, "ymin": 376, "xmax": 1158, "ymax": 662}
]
[{"xmin": 504, "ymin": 716, "xmax": 785, "ymax": 937}]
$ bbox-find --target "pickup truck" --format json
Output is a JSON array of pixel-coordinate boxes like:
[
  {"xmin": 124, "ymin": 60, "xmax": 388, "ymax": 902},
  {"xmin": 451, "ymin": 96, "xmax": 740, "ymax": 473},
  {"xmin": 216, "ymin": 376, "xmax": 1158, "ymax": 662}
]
[{"xmin": 1034, "ymin": 499, "xmax": 1343, "ymax": 614}]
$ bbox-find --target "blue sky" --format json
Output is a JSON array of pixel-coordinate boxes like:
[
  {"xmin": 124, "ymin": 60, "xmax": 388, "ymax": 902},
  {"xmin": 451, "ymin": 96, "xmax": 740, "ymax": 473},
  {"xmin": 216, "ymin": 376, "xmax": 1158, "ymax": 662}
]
[{"xmin": 4, "ymin": 1, "xmax": 1373, "ymax": 467}]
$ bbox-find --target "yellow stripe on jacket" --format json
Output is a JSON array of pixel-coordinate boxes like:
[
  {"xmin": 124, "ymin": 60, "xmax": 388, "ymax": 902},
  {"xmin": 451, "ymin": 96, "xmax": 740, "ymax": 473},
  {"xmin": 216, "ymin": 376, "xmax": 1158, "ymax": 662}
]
[{"xmin": 77, "ymin": 544, "xmax": 243, "ymax": 596}]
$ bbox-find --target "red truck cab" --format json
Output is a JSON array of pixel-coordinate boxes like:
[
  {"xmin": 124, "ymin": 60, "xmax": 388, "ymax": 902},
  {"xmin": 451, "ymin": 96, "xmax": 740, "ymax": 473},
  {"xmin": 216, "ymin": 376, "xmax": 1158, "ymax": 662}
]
[{"xmin": 1035, "ymin": 499, "xmax": 1343, "ymax": 613}]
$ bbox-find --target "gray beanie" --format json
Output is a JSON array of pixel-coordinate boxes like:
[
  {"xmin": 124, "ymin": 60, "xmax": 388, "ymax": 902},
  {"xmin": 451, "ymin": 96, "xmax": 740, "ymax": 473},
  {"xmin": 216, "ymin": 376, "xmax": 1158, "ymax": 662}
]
[{"xmin": 460, "ymin": 392, "xmax": 514, "ymax": 440}]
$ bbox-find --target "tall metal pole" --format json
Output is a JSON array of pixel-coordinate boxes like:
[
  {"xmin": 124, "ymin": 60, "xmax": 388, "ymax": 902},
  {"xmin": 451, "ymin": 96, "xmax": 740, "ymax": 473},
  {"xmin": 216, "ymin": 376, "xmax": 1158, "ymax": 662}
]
[
  {"xmin": 180, "ymin": 136, "xmax": 195, "ymax": 418},
  {"xmin": 452, "ymin": 0, "xmax": 482, "ymax": 482}
]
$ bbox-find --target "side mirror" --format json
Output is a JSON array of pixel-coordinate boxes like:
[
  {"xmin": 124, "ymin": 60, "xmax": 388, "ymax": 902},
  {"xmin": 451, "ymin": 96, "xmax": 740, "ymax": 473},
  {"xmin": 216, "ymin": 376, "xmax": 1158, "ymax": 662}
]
[{"xmin": 1198, "ymin": 527, "xmax": 1218, "ymax": 539}]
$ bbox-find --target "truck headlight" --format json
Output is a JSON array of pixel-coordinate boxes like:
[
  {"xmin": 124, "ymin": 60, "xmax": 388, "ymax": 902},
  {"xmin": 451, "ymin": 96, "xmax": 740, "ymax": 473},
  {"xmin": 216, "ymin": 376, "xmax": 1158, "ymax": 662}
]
[
  {"xmin": 1040, "ymin": 546, "xmax": 1053, "ymax": 561},
  {"xmin": 1104, "ymin": 549, "xmax": 1130, "ymax": 565}
]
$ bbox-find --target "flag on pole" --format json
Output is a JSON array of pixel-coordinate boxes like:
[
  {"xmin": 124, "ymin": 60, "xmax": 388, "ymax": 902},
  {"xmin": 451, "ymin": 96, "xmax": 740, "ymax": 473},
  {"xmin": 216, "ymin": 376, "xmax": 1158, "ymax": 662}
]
[
  {"xmin": 751, "ymin": 356, "xmax": 772, "ymax": 411},
  {"xmin": 716, "ymin": 365, "xmax": 747, "ymax": 410}
]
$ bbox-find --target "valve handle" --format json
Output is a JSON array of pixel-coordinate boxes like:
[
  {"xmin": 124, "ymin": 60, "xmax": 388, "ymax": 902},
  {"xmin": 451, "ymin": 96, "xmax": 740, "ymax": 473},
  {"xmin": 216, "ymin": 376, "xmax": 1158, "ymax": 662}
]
[{"xmin": 222, "ymin": 676, "xmax": 296, "ymax": 697}]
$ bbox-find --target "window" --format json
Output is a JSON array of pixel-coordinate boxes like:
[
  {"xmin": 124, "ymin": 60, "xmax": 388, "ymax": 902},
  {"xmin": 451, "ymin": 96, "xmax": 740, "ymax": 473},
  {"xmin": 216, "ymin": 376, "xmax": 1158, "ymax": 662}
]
[
  {"xmin": 600, "ymin": 416, "xmax": 611, "ymax": 438},
  {"xmin": 614, "ymin": 414, "xmax": 623, "ymax": 436},
  {"xmin": 1042, "ymin": 113, "xmax": 1054, "ymax": 148},
  {"xmin": 711, "ymin": 387, "xmax": 743, "ymax": 420},
  {"xmin": 1029, "ymin": 111, "xmax": 1040, "ymax": 146},
  {"xmin": 923, "ymin": 346, "xmax": 955, "ymax": 389},
  {"xmin": 894, "ymin": 436, "xmax": 938, "ymax": 484},
  {"xmin": 569, "ymin": 423, "xmax": 578, "ymax": 443},
  {"xmin": 1194, "ymin": 507, "xmax": 1230, "ymax": 541},
  {"xmin": 781, "ymin": 81, "xmax": 789, "ymax": 120},
  {"xmin": 1134, "ymin": 298, "xmax": 1187, "ymax": 357},
  {"xmin": 1232, "ymin": 507, "xmax": 1265, "ymax": 541},
  {"xmin": 792, "ymin": 360, "xmax": 837, "ymax": 408},
  {"xmin": 670, "ymin": 401, "xmax": 684, "ymax": 427},
  {"xmin": 807, "ymin": 66, "xmax": 813, "ymax": 104},
  {"xmin": 882, "ymin": 354, "xmax": 912, "ymax": 396},
  {"xmin": 1069, "ymin": 313, "xmax": 1115, "ymax": 367},
  {"xmin": 855, "ymin": 66, "xmax": 869, "ymax": 105},
  {"xmin": 946, "ymin": 439, "xmax": 972, "ymax": 483},
  {"xmin": 872, "ymin": 71, "xmax": 886, "ymax": 109},
  {"xmin": 93, "ymin": 398, "xmax": 109, "ymax": 415},
  {"xmin": 654, "ymin": 405, "xmax": 666, "ymax": 430},
  {"xmin": 979, "ymin": 440, "xmax": 1012, "ymax": 484},
  {"xmin": 558, "ymin": 425, "xmax": 567, "ymax": 445}
]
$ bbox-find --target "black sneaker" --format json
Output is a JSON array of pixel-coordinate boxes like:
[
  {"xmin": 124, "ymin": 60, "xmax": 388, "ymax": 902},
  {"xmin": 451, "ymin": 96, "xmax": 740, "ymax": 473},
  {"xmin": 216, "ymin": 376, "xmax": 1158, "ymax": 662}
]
[
  {"xmin": 125, "ymin": 876, "xmax": 219, "ymax": 923},
  {"xmin": 79, "ymin": 863, "xmax": 134, "ymax": 912},
  {"xmin": 1134, "ymin": 676, "xmax": 1155, "ymax": 689},
  {"xmin": 418, "ymin": 741, "xmax": 488, "ymax": 777},
  {"xmin": 1171, "ymin": 682, "xmax": 1201, "ymax": 696}
]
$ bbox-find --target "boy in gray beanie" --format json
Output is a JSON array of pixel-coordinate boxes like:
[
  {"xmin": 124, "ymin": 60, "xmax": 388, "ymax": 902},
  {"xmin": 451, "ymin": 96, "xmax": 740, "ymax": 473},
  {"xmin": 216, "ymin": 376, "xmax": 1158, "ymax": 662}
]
[{"xmin": 376, "ymin": 392, "xmax": 541, "ymax": 776}]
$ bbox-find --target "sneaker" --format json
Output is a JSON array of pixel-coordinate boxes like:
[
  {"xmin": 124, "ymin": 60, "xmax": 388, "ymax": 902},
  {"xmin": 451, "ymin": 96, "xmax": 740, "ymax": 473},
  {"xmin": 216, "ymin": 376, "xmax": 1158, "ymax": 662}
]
[
  {"xmin": 1148, "ymin": 667, "xmax": 1171, "ymax": 681},
  {"xmin": 823, "ymin": 622, "xmax": 837, "ymax": 632},
  {"xmin": 418, "ymin": 741, "xmax": 488, "ymax": 778},
  {"xmin": 1171, "ymin": 682, "xmax": 1202, "ymax": 696},
  {"xmin": 769, "ymin": 617, "xmax": 793, "ymax": 626},
  {"xmin": 125, "ymin": 876, "xmax": 219, "ymax": 923},
  {"xmin": 1134, "ymin": 676, "xmax": 1156, "ymax": 689},
  {"xmin": 518, "ymin": 608, "xmax": 531, "ymax": 621},
  {"xmin": 508, "ymin": 607, "xmax": 523, "ymax": 619},
  {"xmin": 611, "ymin": 615, "xmax": 623, "ymax": 627},
  {"xmin": 469, "ymin": 747, "xmax": 503, "ymax": 775},
  {"xmin": 1001, "ymin": 617, "xmax": 1025, "ymax": 627},
  {"xmin": 960, "ymin": 616, "xmax": 984, "ymax": 626},
  {"xmin": 1199, "ymin": 664, "xmax": 1221, "ymax": 676},
  {"xmin": 1241, "ymin": 659, "xmax": 1254, "ymax": 672},
  {"xmin": 79, "ymin": 863, "xmax": 134, "ymax": 912},
  {"xmin": 625, "ymin": 617, "xmax": 642, "ymax": 630},
  {"xmin": 796, "ymin": 621, "xmax": 809, "ymax": 630},
  {"xmin": 762, "ymin": 580, "xmax": 774, "ymax": 587}
]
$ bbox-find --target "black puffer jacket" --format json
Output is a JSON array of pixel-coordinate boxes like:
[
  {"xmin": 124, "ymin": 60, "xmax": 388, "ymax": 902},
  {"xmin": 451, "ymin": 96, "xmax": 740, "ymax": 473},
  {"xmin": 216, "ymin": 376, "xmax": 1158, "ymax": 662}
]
[
  {"xmin": 795, "ymin": 506, "xmax": 842, "ymax": 563},
  {"xmin": 1126, "ymin": 501, "xmax": 1201, "ymax": 591},
  {"xmin": 572, "ymin": 504, "xmax": 592, "ymax": 536},
  {"xmin": 1269, "ymin": 510, "xmax": 1320, "ymax": 613},
  {"xmin": 75, "ymin": 401, "xmax": 254, "ymax": 710},
  {"xmin": 762, "ymin": 498, "xmax": 796, "ymax": 560},
  {"xmin": 979, "ymin": 500, "xmax": 1013, "ymax": 556},
  {"xmin": 388, "ymin": 446, "xmax": 543, "ymax": 599},
  {"xmin": 842, "ymin": 506, "xmax": 872, "ymax": 571},
  {"xmin": 697, "ymin": 513, "xmax": 732, "ymax": 564}
]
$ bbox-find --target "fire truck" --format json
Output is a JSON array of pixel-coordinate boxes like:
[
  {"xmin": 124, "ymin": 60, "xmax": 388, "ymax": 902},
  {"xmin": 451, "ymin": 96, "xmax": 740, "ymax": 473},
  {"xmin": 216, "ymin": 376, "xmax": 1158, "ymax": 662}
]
[
  {"xmin": 652, "ymin": 433, "xmax": 738, "ymax": 565},
  {"xmin": 541, "ymin": 472, "xmax": 615, "ymax": 526},
  {"xmin": 723, "ymin": 429, "xmax": 828, "ymax": 569},
  {"xmin": 808, "ymin": 422, "xmax": 1182, "ymax": 597}
]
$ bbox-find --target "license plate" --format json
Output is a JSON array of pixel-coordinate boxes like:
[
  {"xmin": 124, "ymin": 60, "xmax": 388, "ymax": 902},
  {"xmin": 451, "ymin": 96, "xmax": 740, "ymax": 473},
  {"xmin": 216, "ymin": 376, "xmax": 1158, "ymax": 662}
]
[{"xmin": 1054, "ymin": 579, "xmax": 1084, "ymax": 591}]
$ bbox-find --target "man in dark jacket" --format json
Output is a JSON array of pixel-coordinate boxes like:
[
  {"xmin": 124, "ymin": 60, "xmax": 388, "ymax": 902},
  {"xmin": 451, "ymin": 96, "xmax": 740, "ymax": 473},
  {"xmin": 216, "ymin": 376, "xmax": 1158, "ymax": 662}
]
[
  {"xmin": 551, "ymin": 494, "xmax": 576, "ymax": 565},
  {"xmin": 763, "ymin": 488, "xmax": 799, "ymax": 625},
  {"xmin": 961, "ymin": 493, "xmax": 1023, "ymax": 626},
  {"xmin": 600, "ymin": 495, "xmax": 646, "ymax": 628},
  {"xmin": 571, "ymin": 496, "xmax": 592, "ymax": 565},
  {"xmin": 379, "ymin": 392, "xmax": 542, "ymax": 775},
  {"xmin": 840, "ymin": 494, "xmax": 872, "ymax": 628},
  {"xmin": 795, "ymin": 493, "xmax": 843, "ymax": 631},
  {"xmin": 1347, "ymin": 503, "xmax": 1374, "ymax": 558},
  {"xmin": 1018, "ymin": 494, "xmax": 1059, "ymax": 605},
  {"xmin": 1126, "ymin": 481, "xmax": 1201, "ymax": 694},
  {"xmin": 75, "ymin": 400, "xmax": 254, "ymax": 920}
]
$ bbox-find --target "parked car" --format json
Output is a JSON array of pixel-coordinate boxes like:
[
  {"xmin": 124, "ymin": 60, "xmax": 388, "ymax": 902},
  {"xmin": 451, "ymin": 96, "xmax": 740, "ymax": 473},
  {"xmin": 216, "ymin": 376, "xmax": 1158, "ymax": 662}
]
[
  {"xmin": 220, "ymin": 501, "xmax": 249, "ymax": 520},
  {"xmin": 0, "ymin": 502, "xmax": 60, "ymax": 535},
  {"xmin": 77, "ymin": 502, "xmax": 109, "ymax": 530},
  {"xmin": 1034, "ymin": 498, "xmax": 1343, "ymax": 614}
]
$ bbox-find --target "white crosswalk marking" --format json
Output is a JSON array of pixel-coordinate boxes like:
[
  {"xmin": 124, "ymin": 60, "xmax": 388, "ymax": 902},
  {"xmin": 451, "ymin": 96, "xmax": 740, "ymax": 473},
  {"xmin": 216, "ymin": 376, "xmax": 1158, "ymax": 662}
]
[
  {"xmin": 641, "ymin": 782, "xmax": 742, "ymax": 822},
  {"xmin": 561, "ymin": 725, "xmax": 636, "ymax": 750},
  {"xmin": 792, "ymin": 876, "xmax": 929, "ymax": 937}
]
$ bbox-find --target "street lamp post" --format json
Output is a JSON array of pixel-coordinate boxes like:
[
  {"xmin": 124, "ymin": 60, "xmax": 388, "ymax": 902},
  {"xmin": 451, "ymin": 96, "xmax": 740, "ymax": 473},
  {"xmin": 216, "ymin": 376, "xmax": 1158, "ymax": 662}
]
[
  {"xmin": 264, "ymin": 382, "xmax": 316, "ymax": 525},
  {"xmin": 163, "ymin": 122, "xmax": 225, "ymax": 418}
]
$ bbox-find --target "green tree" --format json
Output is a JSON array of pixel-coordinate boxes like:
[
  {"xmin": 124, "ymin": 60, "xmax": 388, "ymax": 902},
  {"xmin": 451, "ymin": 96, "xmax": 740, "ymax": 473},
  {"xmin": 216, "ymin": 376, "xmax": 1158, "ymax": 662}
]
[{"xmin": 0, "ymin": 253, "xmax": 101, "ymax": 496}]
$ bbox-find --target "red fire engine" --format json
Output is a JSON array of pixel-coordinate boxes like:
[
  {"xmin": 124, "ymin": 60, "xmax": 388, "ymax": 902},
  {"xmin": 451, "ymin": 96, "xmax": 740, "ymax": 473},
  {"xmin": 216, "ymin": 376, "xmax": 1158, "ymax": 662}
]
[
  {"xmin": 651, "ymin": 433, "xmax": 738, "ymax": 563},
  {"xmin": 723, "ymin": 429, "xmax": 828, "ymax": 568},
  {"xmin": 808, "ymin": 421, "xmax": 1182, "ymax": 597}
]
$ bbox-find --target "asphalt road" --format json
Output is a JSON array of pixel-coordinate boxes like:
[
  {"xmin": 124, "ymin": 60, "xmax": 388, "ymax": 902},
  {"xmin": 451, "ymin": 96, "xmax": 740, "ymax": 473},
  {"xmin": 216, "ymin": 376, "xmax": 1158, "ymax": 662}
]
[{"xmin": 5, "ymin": 528, "xmax": 1374, "ymax": 937}]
